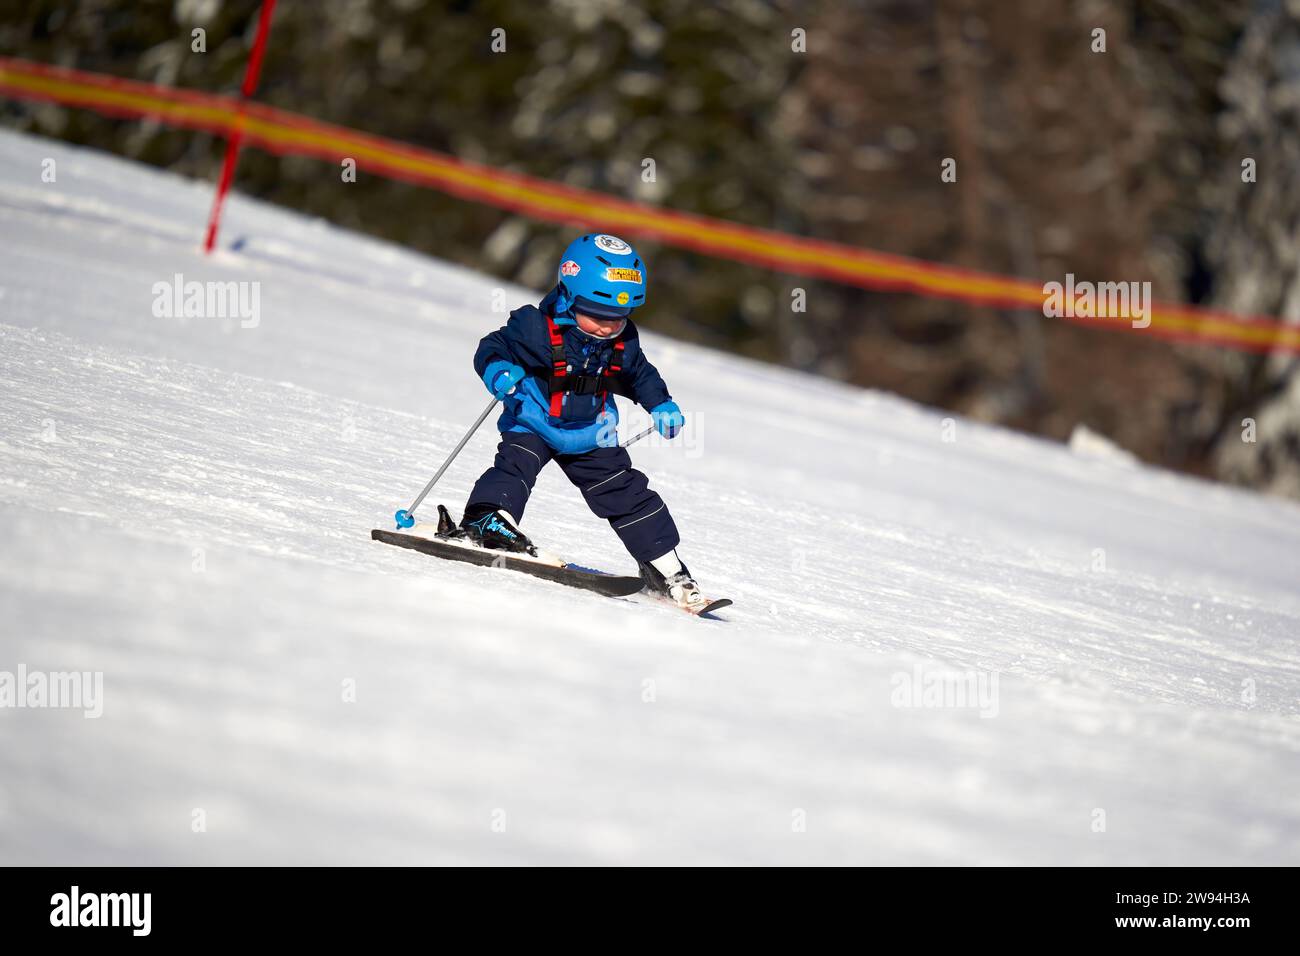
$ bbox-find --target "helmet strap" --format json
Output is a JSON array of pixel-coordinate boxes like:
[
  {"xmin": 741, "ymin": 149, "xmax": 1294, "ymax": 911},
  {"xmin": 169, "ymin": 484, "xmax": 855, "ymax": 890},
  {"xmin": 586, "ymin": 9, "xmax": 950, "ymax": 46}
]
[{"xmin": 551, "ymin": 283, "xmax": 574, "ymax": 317}]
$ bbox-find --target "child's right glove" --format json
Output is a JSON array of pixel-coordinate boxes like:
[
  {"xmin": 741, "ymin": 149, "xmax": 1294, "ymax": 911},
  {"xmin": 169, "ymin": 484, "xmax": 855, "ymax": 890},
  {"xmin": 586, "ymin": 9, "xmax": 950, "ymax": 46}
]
[
  {"xmin": 651, "ymin": 400, "xmax": 685, "ymax": 439},
  {"xmin": 483, "ymin": 361, "xmax": 526, "ymax": 399}
]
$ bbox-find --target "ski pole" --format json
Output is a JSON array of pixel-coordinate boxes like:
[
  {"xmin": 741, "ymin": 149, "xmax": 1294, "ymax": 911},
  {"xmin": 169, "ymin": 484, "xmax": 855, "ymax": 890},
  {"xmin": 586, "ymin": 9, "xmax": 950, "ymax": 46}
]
[
  {"xmin": 395, "ymin": 396, "xmax": 499, "ymax": 528},
  {"xmin": 621, "ymin": 425, "xmax": 656, "ymax": 448}
]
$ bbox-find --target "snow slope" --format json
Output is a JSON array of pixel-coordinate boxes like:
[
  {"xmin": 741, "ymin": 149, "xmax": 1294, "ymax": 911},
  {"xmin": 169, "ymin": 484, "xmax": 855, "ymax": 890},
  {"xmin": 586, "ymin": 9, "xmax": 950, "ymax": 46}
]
[{"xmin": 1, "ymin": 127, "xmax": 1298, "ymax": 865}]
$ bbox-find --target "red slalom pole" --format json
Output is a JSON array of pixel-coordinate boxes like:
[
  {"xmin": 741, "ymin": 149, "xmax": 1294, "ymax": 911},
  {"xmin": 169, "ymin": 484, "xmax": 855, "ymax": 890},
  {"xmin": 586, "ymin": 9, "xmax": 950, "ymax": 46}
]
[{"xmin": 203, "ymin": 0, "xmax": 277, "ymax": 253}]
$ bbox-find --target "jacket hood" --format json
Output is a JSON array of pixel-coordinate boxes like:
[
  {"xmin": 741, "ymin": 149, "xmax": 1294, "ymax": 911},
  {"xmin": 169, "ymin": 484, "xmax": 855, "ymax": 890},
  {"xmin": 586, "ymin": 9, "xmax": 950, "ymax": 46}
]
[{"xmin": 540, "ymin": 287, "xmax": 578, "ymax": 326}]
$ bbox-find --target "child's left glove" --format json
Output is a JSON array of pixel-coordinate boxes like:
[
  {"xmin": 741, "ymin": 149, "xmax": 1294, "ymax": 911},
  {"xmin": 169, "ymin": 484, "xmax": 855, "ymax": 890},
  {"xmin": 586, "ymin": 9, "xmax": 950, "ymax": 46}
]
[{"xmin": 651, "ymin": 400, "xmax": 685, "ymax": 439}]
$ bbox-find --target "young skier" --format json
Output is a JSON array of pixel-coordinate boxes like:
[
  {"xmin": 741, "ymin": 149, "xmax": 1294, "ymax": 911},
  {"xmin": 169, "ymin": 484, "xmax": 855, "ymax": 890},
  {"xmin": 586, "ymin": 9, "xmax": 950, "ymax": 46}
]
[{"xmin": 455, "ymin": 233, "xmax": 706, "ymax": 609}]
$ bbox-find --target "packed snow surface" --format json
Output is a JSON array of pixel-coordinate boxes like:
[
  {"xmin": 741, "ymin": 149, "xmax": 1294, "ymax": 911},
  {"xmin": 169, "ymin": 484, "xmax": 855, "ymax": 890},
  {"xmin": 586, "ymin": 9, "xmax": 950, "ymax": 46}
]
[{"xmin": 1, "ymin": 129, "xmax": 1298, "ymax": 864}]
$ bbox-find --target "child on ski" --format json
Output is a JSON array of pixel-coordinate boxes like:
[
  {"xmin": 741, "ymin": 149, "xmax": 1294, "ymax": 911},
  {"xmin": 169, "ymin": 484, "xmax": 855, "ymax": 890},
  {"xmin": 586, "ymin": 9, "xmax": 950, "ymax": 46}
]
[{"xmin": 455, "ymin": 233, "xmax": 705, "ymax": 610}]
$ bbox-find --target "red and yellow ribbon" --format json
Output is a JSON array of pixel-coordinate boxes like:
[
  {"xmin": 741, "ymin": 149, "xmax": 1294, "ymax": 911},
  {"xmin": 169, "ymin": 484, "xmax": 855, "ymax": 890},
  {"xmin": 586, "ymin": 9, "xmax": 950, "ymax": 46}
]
[{"xmin": 3, "ymin": 55, "xmax": 1297, "ymax": 355}]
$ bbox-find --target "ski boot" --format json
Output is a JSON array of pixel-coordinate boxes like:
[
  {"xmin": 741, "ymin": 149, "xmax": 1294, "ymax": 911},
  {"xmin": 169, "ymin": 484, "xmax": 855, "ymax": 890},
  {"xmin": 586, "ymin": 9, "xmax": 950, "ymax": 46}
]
[
  {"xmin": 639, "ymin": 553, "xmax": 712, "ymax": 614},
  {"xmin": 450, "ymin": 503, "xmax": 537, "ymax": 556}
]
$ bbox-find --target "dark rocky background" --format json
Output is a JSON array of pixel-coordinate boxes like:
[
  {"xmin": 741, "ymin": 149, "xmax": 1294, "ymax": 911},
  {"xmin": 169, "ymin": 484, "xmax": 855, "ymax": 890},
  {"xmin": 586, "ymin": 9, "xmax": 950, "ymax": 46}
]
[{"xmin": 4, "ymin": 0, "xmax": 1299, "ymax": 496}]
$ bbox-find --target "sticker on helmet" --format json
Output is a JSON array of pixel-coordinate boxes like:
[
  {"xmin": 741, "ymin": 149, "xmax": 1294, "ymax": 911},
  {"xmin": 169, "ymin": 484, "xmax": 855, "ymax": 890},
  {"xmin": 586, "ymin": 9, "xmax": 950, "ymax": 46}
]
[
  {"xmin": 594, "ymin": 234, "xmax": 632, "ymax": 255},
  {"xmin": 617, "ymin": 292, "xmax": 630, "ymax": 305},
  {"xmin": 559, "ymin": 259, "xmax": 581, "ymax": 276},
  {"xmin": 603, "ymin": 267, "xmax": 643, "ymax": 284}
]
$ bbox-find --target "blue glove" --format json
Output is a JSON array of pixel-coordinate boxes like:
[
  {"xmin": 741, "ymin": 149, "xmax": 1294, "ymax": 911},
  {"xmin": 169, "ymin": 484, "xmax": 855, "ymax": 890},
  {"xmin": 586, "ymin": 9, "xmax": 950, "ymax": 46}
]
[
  {"xmin": 651, "ymin": 400, "xmax": 685, "ymax": 439},
  {"xmin": 483, "ymin": 360, "xmax": 526, "ymax": 399}
]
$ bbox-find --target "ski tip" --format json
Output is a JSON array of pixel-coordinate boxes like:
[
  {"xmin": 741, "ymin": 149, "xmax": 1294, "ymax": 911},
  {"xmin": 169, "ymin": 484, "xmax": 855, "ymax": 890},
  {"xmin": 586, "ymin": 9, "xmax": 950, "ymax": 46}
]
[{"xmin": 697, "ymin": 599, "xmax": 733, "ymax": 617}]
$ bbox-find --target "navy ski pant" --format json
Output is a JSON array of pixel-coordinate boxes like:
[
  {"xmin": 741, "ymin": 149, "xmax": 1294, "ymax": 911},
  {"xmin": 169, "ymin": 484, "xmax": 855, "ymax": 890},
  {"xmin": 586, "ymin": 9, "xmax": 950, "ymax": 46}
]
[{"xmin": 466, "ymin": 431, "xmax": 679, "ymax": 563}]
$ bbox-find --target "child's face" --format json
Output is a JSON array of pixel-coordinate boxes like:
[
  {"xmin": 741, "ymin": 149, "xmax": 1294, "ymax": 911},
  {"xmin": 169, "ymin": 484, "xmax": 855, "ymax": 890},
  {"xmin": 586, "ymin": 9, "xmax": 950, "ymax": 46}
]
[{"xmin": 575, "ymin": 312, "xmax": 627, "ymax": 339}]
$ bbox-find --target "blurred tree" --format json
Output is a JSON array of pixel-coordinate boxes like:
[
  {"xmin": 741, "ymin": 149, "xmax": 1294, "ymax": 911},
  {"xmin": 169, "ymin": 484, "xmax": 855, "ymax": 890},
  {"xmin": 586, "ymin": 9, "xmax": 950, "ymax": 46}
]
[
  {"xmin": 2, "ymin": 0, "xmax": 1297, "ymax": 497},
  {"xmin": 1205, "ymin": 0, "xmax": 1300, "ymax": 497}
]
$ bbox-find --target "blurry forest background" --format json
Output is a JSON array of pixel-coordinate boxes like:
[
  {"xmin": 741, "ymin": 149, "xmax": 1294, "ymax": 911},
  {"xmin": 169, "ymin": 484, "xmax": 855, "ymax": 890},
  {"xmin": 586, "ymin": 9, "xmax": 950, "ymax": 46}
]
[{"xmin": 4, "ymin": 0, "xmax": 1300, "ymax": 497}]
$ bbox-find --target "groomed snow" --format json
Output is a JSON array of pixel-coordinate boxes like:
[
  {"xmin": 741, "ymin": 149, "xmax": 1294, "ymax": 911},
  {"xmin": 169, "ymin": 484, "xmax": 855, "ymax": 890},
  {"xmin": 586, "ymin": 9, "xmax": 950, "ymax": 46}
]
[{"xmin": 1, "ymin": 128, "xmax": 1298, "ymax": 864}]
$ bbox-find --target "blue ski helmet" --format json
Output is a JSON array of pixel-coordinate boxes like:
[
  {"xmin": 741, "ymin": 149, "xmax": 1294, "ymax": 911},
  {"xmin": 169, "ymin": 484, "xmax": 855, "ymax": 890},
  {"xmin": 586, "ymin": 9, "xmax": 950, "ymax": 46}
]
[{"xmin": 553, "ymin": 234, "xmax": 647, "ymax": 320}]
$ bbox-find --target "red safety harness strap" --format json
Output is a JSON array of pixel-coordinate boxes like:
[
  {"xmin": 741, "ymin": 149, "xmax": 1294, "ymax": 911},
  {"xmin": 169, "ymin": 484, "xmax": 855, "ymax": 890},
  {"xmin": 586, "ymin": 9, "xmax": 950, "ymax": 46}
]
[
  {"xmin": 546, "ymin": 314, "xmax": 567, "ymax": 417},
  {"xmin": 602, "ymin": 340, "xmax": 626, "ymax": 404}
]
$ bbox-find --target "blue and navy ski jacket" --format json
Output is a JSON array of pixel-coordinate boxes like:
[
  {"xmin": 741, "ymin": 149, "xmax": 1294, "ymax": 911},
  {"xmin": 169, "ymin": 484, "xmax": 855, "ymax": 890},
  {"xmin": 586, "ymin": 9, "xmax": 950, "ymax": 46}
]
[{"xmin": 474, "ymin": 290, "xmax": 672, "ymax": 454}]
